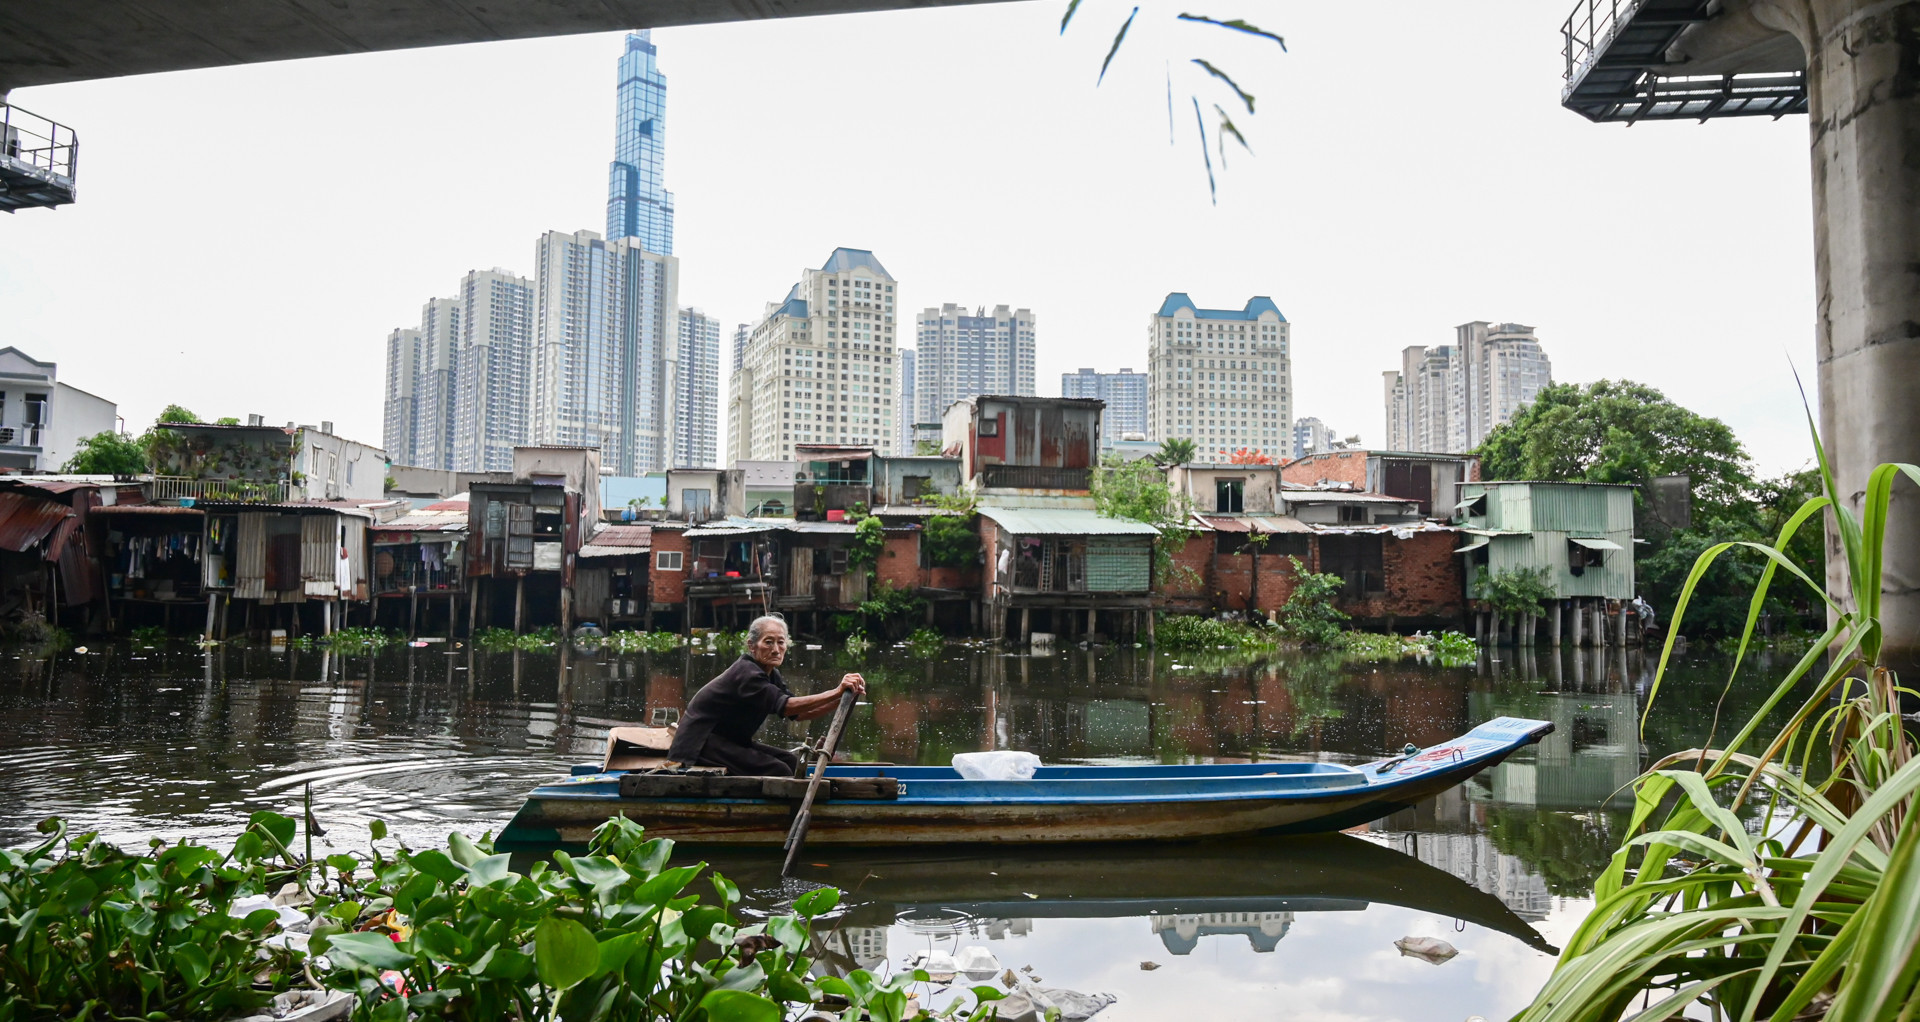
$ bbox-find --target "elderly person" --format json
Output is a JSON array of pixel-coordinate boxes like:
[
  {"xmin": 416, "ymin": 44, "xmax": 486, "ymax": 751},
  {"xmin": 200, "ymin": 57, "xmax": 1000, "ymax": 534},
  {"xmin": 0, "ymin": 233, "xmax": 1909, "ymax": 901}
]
[{"xmin": 667, "ymin": 615, "xmax": 867, "ymax": 777}]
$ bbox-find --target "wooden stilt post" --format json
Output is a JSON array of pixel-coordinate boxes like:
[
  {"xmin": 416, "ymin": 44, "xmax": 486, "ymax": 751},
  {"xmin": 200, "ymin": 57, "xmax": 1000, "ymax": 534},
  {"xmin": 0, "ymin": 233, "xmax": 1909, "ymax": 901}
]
[
  {"xmin": 1549, "ymin": 599, "xmax": 1563, "ymax": 647},
  {"xmin": 203, "ymin": 593, "xmax": 219, "ymax": 642},
  {"xmin": 1086, "ymin": 607, "xmax": 1096, "ymax": 641},
  {"xmin": 409, "ymin": 589, "xmax": 420, "ymax": 639},
  {"xmin": 1020, "ymin": 607, "xmax": 1031, "ymax": 648},
  {"xmin": 1571, "ymin": 599, "xmax": 1586, "ymax": 648},
  {"xmin": 1615, "ymin": 600, "xmax": 1628, "ymax": 648},
  {"xmin": 514, "ymin": 576, "xmax": 526, "ymax": 633}
]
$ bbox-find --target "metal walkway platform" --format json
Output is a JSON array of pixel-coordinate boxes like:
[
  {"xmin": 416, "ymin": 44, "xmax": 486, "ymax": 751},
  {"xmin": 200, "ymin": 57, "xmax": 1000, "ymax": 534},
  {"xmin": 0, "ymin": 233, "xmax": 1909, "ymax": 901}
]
[
  {"xmin": 1561, "ymin": 0, "xmax": 1806, "ymax": 122},
  {"xmin": 0, "ymin": 104, "xmax": 76, "ymax": 212}
]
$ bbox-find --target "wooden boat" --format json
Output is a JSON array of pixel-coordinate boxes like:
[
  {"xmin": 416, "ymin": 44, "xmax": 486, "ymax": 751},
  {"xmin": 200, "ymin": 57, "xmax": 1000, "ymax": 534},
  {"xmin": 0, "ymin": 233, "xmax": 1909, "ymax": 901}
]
[{"xmin": 494, "ymin": 716, "xmax": 1553, "ymax": 850}]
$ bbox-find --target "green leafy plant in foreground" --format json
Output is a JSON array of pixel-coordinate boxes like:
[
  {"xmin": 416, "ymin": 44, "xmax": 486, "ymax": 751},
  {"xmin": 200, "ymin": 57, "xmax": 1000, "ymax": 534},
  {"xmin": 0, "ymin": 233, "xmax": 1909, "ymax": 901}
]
[
  {"xmin": 1515, "ymin": 424, "xmax": 1920, "ymax": 1020},
  {"xmin": 1277, "ymin": 556, "xmax": 1348, "ymax": 646},
  {"xmin": 0, "ymin": 816, "xmax": 309, "ymax": 1021},
  {"xmin": 2, "ymin": 813, "xmax": 1010, "ymax": 1022}
]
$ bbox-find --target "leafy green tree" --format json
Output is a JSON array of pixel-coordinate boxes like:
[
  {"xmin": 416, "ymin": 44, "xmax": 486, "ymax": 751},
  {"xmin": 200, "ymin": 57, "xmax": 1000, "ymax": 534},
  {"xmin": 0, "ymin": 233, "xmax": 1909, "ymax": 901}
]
[
  {"xmin": 62, "ymin": 431, "xmax": 147, "ymax": 475},
  {"xmin": 1093, "ymin": 454, "xmax": 1194, "ymax": 583},
  {"xmin": 922, "ymin": 493, "xmax": 980, "ymax": 568},
  {"xmin": 1474, "ymin": 380, "xmax": 1819, "ymax": 635},
  {"xmin": 155, "ymin": 404, "xmax": 199, "ymax": 424}
]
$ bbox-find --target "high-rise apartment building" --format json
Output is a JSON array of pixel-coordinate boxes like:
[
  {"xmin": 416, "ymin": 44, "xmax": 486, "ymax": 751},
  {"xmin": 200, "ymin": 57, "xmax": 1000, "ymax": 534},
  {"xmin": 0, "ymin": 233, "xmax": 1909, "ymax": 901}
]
[
  {"xmin": 605, "ymin": 31, "xmax": 674, "ymax": 253},
  {"xmin": 532, "ymin": 229, "xmax": 680, "ymax": 475},
  {"xmin": 1146, "ymin": 294, "xmax": 1291, "ymax": 461},
  {"xmin": 1292, "ymin": 416, "xmax": 1336, "ymax": 459},
  {"xmin": 451, "ymin": 269, "xmax": 535, "ymax": 472},
  {"xmin": 1060, "ymin": 368, "xmax": 1148, "ymax": 446},
  {"xmin": 676, "ymin": 308, "xmax": 721, "ymax": 468},
  {"xmin": 383, "ymin": 327, "xmax": 422, "ymax": 466},
  {"xmin": 727, "ymin": 248, "xmax": 900, "ymax": 463},
  {"xmin": 898, "ymin": 347, "xmax": 916, "ymax": 453},
  {"xmin": 912, "ymin": 304, "xmax": 1035, "ymax": 431},
  {"xmin": 731, "ymin": 323, "xmax": 750, "ymax": 373},
  {"xmin": 1383, "ymin": 322, "xmax": 1551, "ymax": 453},
  {"xmin": 384, "ymin": 271, "xmax": 531, "ymax": 472}
]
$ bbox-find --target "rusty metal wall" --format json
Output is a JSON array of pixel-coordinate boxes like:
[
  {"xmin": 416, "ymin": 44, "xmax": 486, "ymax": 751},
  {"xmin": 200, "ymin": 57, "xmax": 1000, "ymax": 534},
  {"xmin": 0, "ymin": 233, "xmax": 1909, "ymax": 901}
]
[{"xmin": 234, "ymin": 513, "xmax": 266, "ymax": 600}]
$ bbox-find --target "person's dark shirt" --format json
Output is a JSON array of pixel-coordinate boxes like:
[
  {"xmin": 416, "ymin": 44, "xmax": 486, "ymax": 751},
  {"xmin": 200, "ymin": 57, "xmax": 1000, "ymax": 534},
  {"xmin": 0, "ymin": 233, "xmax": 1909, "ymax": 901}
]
[{"xmin": 668, "ymin": 655, "xmax": 793, "ymax": 762}]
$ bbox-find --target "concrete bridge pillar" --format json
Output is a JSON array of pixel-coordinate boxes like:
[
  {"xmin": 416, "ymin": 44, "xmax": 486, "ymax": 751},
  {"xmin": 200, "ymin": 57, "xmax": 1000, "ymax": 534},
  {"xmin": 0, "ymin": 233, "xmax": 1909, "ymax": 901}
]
[{"xmin": 1762, "ymin": 0, "xmax": 1920, "ymax": 665}]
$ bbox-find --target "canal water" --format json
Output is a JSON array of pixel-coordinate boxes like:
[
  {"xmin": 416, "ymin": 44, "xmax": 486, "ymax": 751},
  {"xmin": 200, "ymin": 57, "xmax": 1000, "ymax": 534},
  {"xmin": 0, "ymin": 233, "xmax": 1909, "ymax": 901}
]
[{"xmin": 0, "ymin": 638, "xmax": 1798, "ymax": 1020}]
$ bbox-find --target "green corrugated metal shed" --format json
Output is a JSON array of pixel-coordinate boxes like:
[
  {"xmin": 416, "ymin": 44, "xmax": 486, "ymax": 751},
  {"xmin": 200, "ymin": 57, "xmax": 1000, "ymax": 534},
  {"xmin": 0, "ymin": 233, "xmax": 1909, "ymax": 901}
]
[{"xmin": 1455, "ymin": 482, "xmax": 1636, "ymax": 599}]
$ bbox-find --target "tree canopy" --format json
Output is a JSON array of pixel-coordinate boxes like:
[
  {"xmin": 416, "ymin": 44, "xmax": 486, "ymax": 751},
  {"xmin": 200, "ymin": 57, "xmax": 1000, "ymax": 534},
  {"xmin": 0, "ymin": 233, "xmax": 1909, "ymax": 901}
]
[
  {"xmin": 1474, "ymin": 380, "xmax": 1822, "ymax": 636},
  {"xmin": 1477, "ymin": 379, "xmax": 1753, "ymax": 516},
  {"xmin": 62, "ymin": 431, "xmax": 147, "ymax": 475}
]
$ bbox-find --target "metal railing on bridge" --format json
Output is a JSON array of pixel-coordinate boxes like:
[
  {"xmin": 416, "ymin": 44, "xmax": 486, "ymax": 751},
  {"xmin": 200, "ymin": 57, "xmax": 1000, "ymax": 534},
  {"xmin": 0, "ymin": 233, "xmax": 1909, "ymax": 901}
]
[{"xmin": 1, "ymin": 103, "xmax": 78, "ymax": 211}]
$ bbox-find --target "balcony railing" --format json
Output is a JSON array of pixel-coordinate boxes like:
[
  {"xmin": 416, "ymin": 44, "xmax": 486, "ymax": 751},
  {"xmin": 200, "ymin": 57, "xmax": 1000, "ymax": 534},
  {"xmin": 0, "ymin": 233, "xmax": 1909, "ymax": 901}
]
[
  {"xmin": 374, "ymin": 560, "xmax": 460, "ymax": 595},
  {"xmin": 150, "ymin": 476, "xmax": 292, "ymax": 503},
  {"xmin": 1, "ymin": 103, "xmax": 78, "ymax": 211},
  {"xmin": 980, "ymin": 464, "xmax": 1092, "ymax": 492},
  {"xmin": 0, "ymin": 425, "xmax": 43, "ymax": 448}
]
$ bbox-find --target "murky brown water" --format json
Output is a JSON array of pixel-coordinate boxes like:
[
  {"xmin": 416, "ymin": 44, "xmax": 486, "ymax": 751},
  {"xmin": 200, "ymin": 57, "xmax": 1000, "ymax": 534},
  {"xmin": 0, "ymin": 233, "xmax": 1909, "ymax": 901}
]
[{"xmin": 0, "ymin": 638, "xmax": 1797, "ymax": 1020}]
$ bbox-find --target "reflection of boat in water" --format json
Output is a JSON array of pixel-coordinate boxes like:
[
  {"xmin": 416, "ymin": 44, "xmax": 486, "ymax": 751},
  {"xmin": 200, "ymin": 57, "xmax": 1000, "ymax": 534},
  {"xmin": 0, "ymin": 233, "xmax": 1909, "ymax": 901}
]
[
  {"xmin": 497, "ymin": 717, "xmax": 1554, "ymax": 848},
  {"xmin": 699, "ymin": 833, "xmax": 1558, "ymax": 955}
]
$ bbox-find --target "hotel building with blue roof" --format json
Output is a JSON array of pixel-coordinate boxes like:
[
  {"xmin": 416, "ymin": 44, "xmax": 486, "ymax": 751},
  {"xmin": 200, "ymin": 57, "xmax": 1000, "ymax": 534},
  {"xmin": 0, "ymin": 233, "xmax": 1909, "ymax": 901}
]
[
  {"xmin": 1146, "ymin": 294, "xmax": 1292, "ymax": 461},
  {"xmin": 727, "ymin": 248, "xmax": 901, "ymax": 462}
]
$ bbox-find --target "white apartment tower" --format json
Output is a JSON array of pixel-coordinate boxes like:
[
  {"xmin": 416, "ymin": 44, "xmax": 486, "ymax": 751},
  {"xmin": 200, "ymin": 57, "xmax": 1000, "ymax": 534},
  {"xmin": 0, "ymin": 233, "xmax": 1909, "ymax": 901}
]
[
  {"xmin": 384, "ymin": 271, "xmax": 529, "ymax": 472},
  {"xmin": 898, "ymin": 347, "xmax": 917, "ymax": 453},
  {"xmin": 532, "ymin": 229, "xmax": 681, "ymax": 475},
  {"xmin": 676, "ymin": 308, "xmax": 721, "ymax": 467},
  {"xmin": 731, "ymin": 323, "xmax": 750, "ymax": 373},
  {"xmin": 1384, "ymin": 321, "xmax": 1552, "ymax": 453},
  {"xmin": 383, "ymin": 327, "xmax": 422, "ymax": 466},
  {"xmin": 913, "ymin": 304, "xmax": 1035, "ymax": 429},
  {"xmin": 452, "ymin": 270, "xmax": 535, "ymax": 472},
  {"xmin": 1147, "ymin": 294, "xmax": 1291, "ymax": 461},
  {"xmin": 727, "ymin": 248, "xmax": 901, "ymax": 463}
]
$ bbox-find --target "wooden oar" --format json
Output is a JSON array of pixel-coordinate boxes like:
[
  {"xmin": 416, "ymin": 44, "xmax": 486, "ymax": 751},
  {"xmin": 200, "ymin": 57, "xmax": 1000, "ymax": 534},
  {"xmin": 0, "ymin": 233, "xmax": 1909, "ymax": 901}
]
[{"xmin": 782, "ymin": 688, "xmax": 858, "ymax": 876}]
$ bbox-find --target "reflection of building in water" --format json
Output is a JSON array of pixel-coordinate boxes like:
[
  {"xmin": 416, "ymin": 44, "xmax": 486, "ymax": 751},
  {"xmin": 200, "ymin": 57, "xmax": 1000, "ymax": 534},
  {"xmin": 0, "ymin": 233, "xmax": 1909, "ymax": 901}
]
[
  {"xmin": 900, "ymin": 915, "xmax": 1032, "ymax": 941},
  {"xmin": 834, "ymin": 926, "xmax": 889, "ymax": 971},
  {"xmin": 1150, "ymin": 911, "xmax": 1293, "ymax": 955},
  {"xmin": 1469, "ymin": 690, "xmax": 1643, "ymax": 810},
  {"xmin": 1378, "ymin": 832, "xmax": 1551, "ymax": 921}
]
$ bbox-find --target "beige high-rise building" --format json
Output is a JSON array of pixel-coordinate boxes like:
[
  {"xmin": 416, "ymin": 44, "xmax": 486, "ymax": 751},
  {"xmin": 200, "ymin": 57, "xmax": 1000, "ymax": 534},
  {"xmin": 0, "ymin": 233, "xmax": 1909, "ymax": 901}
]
[
  {"xmin": 1146, "ymin": 294, "xmax": 1291, "ymax": 461},
  {"xmin": 727, "ymin": 248, "xmax": 900, "ymax": 463},
  {"xmin": 1383, "ymin": 321, "xmax": 1551, "ymax": 454}
]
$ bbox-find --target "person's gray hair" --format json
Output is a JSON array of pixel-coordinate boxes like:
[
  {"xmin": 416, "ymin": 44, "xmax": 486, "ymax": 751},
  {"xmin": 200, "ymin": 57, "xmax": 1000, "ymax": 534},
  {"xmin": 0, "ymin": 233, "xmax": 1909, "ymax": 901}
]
[{"xmin": 745, "ymin": 614, "xmax": 787, "ymax": 653}]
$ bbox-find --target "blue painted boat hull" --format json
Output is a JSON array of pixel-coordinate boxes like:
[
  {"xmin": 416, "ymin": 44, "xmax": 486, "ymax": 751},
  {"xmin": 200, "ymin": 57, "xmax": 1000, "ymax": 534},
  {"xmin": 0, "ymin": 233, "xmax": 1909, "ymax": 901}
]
[{"xmin": 495, "ymin": 716, "xmax": 1553, "ymax": 849}]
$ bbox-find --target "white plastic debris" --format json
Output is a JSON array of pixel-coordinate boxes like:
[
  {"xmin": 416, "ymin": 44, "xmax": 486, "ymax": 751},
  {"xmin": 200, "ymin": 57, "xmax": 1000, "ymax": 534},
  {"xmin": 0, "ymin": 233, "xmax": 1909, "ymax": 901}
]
[
  {"xmin": 907, "ymin": 950, "xmax": 958, "ymax": 983},
  {"xmin": 230, "ymin": 988, "xmax": 353, "ymax": 1022},
  {"xmin": 952, "ymin": 750, "xmax": 1041, "ymax": 781},
  {"xmin": 1394, "ymin": 936, "xmax": 1459, "ymax": 963},
  {"xmin": 955, "ymin": 945, "xmax": 1000, "ymax": 980},
  {"xmin": 229, "ymin": 893, "xmax": 309, "ymax": 930}
]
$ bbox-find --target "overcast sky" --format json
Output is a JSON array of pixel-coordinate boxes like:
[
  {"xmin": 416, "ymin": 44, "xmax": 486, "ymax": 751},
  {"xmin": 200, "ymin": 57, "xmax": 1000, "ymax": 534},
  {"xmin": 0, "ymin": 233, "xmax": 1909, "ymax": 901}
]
[{"xmin": 1, "ymin": 0, "xmax": 1818, "ymax": 475}]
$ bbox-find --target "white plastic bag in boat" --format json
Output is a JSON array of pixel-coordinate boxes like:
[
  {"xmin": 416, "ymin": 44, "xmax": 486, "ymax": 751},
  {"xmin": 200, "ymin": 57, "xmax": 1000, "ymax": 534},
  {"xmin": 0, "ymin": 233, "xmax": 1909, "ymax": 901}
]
[{"xmin": 952, "ymin": 750, "xmax": 1041, "ymax": 781}]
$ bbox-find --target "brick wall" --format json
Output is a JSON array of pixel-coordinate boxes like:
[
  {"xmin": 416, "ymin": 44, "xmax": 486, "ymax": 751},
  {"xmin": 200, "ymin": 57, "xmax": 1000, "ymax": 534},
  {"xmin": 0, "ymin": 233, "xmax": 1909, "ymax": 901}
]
[
  {"xmin": 1335, "ymin": 530, "xmax": 1465, "ymax": 625},
  {"xmin": 649, "ymin": 529, "xmax": 690, "ymax": 604},
  {"xmin": 1281, "ymin": 450, "xmax": 1368, "ymax": 489},
  {"xmin": 1164, "ymin": 534, "xmax": 1215, "ymax": 610},
  {"xmin": 876, "ymin": 533, "xmax": 920, "ymax": 592}
]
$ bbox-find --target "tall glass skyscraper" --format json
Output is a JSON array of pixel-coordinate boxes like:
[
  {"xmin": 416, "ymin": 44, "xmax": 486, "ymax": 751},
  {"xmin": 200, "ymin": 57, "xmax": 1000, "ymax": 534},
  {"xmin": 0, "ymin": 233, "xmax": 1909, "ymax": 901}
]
[{"xmin": 606, "ymin": 30, "xmax": 675, "ymax": 253}]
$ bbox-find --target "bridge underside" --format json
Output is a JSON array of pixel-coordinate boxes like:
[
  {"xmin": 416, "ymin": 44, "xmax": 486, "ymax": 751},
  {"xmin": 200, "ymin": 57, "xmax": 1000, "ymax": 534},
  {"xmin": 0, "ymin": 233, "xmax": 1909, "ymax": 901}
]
[
  {"xmin": 0, "ymin": 0, "xmax": 1008, "ymax": 95},
  {"xmin": 1561, "ymin": 0, "xmax": 1806, "ymax": 122}
]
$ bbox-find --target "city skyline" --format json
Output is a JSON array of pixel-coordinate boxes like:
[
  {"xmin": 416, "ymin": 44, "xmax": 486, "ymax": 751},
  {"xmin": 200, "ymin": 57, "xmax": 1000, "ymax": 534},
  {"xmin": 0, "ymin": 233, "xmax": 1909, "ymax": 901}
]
[
  {"xmin": 7, "ymin": 6, "xmax": 1820, "ymax": 476},
  {"xmin": 1384, "ymin": 322, "xmax": 1553, "ymax": 455}
]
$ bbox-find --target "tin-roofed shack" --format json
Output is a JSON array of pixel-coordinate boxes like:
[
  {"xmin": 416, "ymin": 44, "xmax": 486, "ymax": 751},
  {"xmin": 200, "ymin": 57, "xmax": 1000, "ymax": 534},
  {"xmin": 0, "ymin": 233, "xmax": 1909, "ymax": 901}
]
[
  {"xmin": 465, "ymin": 447, "xmax": 601, "ymax": 634},
  {"xmin": 943, "ymin": 395, "xmax": 1101, "ymax": 504},
  {"xmin": 576, "ymin": 523, "xmax": 654, "ymax": 628},
  {"xmin": 370, "ymin": 494, "xmax": 467, "ymax": 636},
  {"xmin": 0, "ymin": 478, "xmax": 107, "ymax": 635},
  {"xmin": 978, "ymin": 505, "xmax": 1158, "ymax": 645},
  {"xmin": 1281, "ymin": 450, "xmax": 1479, "ymax": 518},
  {"xmin": 1454, "ymin": 481, "xmax": 1637, "ymax": 646}
]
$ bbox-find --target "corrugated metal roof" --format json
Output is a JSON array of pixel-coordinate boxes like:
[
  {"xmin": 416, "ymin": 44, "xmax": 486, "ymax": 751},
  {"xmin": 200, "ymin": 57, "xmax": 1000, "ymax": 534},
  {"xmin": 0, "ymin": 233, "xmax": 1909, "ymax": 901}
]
[
  {"xmin": 585, "ymin": 524, "xmax": 652, "ymax": 548},
  {"xmin": 1277, "ymin": 490, "xmax": 1415, "ymax": 505},
  {"xmin": 1192, "ymin": 514, "xmax": 1312, "ymax": 534},
  {"xmin": 1570, "ymin": 536, "xmax": 1624, "ymax": 551},
  {"xmin": 979, "ymin": 506, "xmax": 1160, "ymax": 536},
  {"xmin": 422, "ymin": 494, "xmax": 470, "ymax": 511},
  {"xmin": 0, "ymin": 492, "xmax": 74, "ymax": 552},
  {"xmin": 1, "ymin": 479, "xmax": 96, "ymax": 495},
  {"xmin": 93, "ymin": 504, "xmax": 205, "ymax": 516},
  {"xmin": 783, "ymin": 520, "xmax": 858, "ymax": 534},
  {"xmin": 377, "ymin": 511, "xmax": 467, "ymax": 532},
  {"xmin": 684, "ymin": 523, "xmax": 779, "ymax": 537}
]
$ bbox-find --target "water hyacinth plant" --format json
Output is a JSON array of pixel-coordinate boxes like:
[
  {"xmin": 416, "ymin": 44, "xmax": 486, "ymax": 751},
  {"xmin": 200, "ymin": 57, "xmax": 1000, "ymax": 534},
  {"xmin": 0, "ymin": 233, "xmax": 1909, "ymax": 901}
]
[{"xmin": 1515, "ymin": 428, "xmax": 1920, "ymax": 1020}]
